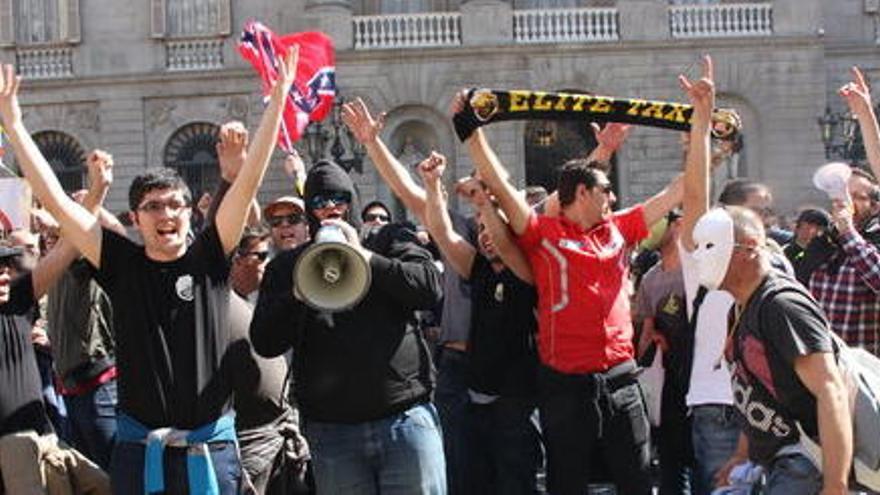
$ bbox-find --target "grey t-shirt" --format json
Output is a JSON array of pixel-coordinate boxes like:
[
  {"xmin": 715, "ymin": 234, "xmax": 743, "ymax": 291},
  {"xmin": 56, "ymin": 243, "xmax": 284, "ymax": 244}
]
[{"xmin": 439, "ymin": 209, "xmax": 475, "ymax": 344}]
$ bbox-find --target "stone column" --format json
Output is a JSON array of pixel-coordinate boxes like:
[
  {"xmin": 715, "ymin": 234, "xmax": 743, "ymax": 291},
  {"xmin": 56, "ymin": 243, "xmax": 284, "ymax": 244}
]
[
  {"xmin": 618, "ymin": 0, "xmax": 668, "ymax": 42},
  {"xmin": 305, "ymin": 0, "xmax": 353, "ymax": 50},
  {"xmin": 460, "ymin": 0, "xmax": 513, "ymax": 46}
]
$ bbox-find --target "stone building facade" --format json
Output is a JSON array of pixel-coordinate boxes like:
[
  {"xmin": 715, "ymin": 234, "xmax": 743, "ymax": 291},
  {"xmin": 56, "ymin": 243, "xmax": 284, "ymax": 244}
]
[{"xmin": 0, "ymin": 0, "xmax": 877, "ymax": 218}]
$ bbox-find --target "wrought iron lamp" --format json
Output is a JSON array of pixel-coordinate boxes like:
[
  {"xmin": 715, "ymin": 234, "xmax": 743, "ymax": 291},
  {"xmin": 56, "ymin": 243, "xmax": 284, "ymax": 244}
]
[{"xmin": 817, "ymin": 105, "xmax": 866, "ymax": 162}]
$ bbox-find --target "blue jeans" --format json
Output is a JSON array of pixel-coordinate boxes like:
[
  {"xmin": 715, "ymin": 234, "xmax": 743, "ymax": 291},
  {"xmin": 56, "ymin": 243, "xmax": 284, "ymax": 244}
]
[
  {"xmin": 763, "ymin": 454, "xmax": 821, "ymax": 495},
  {"xmin": 464, "ymin": 396, "xmax": 541, "ymax": 495},
  {"xmin": 110, "ymin": 438, "xmax": 243, "ymax": 494},
  {"xmin": 691, "ymin": 404, "xmax": 740, "ymax": 495},
  {"xmin": 434, "ymin": 348, "xmax": 469, "ymax": 495},
  {"xmin": 35, "ymin": 348, "xmax": 70, "ymax": 442},
  {"xmin": 305, "ymin": 403, "xmax": 446, "ymax": 495},
  {"xmin": 66, "ymin": 379, "xmax": 117, "ymax": 469}
]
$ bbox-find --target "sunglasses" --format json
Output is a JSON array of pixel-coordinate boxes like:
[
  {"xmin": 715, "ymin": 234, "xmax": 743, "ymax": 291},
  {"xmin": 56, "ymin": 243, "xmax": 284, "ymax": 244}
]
[
  {"xmin": 308, "ymin": 192, "xmax": 351, "ymax": 210},
  {"xmin": 364, "ymin": 213, "xmax": 390, "ymax": 223},
  {"xmin": 138, "ymin": 198, "xmax": 190, "ymax": 214},
  {"xmin": 0, "ymin": 257, "xmax": 16, "ymax": 270},
  {"xmin": 241, "ymin": 251, "xmax": 270, "ymax": 262},
  {"xmin": 267, "ymin": 213, "xmax": 306, "ymax": 227}
]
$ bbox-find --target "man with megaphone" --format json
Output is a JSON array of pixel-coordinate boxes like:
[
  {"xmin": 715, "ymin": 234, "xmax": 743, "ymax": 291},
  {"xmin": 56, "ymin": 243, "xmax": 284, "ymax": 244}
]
[
  {"xmin": 796, "ymin": 66, "xmax": 880, "ymax": 358},
  {"xmin": 249, "ymin": 159, "xmax": 446, "ymax": 494}
]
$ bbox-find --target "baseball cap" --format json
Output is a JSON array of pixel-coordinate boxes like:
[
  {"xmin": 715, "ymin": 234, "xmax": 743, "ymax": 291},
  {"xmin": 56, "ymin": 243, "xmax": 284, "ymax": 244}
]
[{"xmin": 263, "ymin": 196, "xmax": 305, "ymax": 219}]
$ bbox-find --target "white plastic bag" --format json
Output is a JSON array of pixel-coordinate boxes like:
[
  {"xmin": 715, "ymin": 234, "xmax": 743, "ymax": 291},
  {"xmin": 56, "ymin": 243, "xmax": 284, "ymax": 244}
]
[{"xmin": 637, "ymin": 347, "xmax": 664, "ymax": 427}]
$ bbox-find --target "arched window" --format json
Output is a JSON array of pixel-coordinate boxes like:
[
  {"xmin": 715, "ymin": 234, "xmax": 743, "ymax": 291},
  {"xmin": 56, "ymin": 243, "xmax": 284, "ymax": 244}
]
[
  {"xmin": 163, "ymin": 122, "xmax": 220, "ymax": 199},
  {"xmin": 32, "ymin": 130, "xmax": 86, "ymax": 192}
]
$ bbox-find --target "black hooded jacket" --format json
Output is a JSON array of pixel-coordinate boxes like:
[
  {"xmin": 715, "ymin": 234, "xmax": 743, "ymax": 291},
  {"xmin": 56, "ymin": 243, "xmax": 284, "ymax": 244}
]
[{"xmin": 250, "ymin": 161, "xmax": 442, "ymax": 423}]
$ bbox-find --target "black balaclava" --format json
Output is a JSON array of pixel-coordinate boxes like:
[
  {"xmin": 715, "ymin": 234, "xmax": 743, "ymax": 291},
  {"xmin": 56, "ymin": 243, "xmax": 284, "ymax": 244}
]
[{"xmin": 303, "ymin": 160, "xmax": 362, "ymax": 238}]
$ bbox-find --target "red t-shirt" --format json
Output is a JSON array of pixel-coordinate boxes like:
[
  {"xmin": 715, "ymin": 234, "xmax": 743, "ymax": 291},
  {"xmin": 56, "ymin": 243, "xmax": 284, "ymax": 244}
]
[{"xmin": 516, "ymin": 206, "xmax": 648, "ymax": 373}]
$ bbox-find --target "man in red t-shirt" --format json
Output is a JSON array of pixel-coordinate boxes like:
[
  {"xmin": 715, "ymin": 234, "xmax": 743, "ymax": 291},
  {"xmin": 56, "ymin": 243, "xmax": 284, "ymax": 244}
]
[{"xmin": 457, "ymin": 58, "xmax": 714, "ymax": 494}]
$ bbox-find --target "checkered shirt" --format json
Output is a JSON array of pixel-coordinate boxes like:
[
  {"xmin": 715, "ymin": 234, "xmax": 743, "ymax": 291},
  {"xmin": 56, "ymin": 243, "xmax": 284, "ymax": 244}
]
[{"xmin": 808, "ymin": 228, "xmax": 880, "ymax": 356}]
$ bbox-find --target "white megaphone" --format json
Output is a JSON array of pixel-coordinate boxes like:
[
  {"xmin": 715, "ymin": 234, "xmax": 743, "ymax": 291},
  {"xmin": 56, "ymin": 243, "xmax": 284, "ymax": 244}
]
[
  {"xmin": 293, "ymin": 225, "xmax": 372, "ymax": 312},
  {"xmin": 813, "ymin": 162, "xmax": 852, "ymax": 201}
]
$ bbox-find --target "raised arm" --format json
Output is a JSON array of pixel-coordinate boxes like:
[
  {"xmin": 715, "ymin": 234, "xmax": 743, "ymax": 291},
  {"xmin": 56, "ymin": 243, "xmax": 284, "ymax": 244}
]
[
  {"xmin": 31, "ymin": 149, "xmax": 116, "ymax": 298},
  {"xmin": 282, "ymin": 150, "xmax": 307, "ymax": 198},
  {"xmin": 465, "ymin": 127, "xmax": 530, "ymax": 235},
  {"xmin": 81, "ymin": 150, "xmax": 126, "ymax": 236},
  {"xmin": 215, "ymin": 46, "xmax": 298, "ymax": 255},
  {"xmin": 206, "ymin": 121, "xmax": 262, "ymax": 228},
  {"xmin": 678, "ymin": 55, "xmax": 715, "ymax": 252},
  {"xmin": 586, "ymin": 122, "xmax": 632, "ymax": 166},
  {"xmin": 457, "ymin": 176, "xmax": 534, "ymax": 283},
  {"xmin": 418, "ymin": 152, "xmax": 476, "ymax": 279},
  {"xmin": 0, "ymin": 65, "xmax": 102, "ymax": 266},
  {"xmin": 342, "ymin": 98, "xmax": 428, "ymax": 220},
  {"xmin": 839, "ymin": 66, "xmax": 880, "ymax": 179}
]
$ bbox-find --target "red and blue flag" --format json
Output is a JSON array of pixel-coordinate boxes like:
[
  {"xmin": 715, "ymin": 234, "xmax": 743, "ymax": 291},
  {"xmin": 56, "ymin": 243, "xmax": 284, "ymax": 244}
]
[{"xmin": 239, "ymin": 21, "xmax": 336, "ymax": 152}]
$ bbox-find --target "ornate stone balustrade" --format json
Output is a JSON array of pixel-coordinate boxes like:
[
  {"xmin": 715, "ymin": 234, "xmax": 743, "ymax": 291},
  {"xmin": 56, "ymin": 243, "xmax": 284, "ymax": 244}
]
[
  {"xmin": 669, "ymin": 3, "xmax": 773, "ymax": 39},
  {"xmin": 165, "ymin": 38, "xmax": 223, "ymax": 71},
  {"xmin": 514, "ymin": 7, "xmax": 618, "ymax": 44},
  {"xmin": 16, "ymin": 45, "xmax": 73, "ymax": 79},
  {"xmin": 353, "ymin": 12, "xmax": 461, "ymax": 50}
]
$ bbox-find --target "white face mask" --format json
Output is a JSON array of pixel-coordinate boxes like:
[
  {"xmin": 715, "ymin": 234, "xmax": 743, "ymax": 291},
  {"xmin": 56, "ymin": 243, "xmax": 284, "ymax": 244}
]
[{"xmin": 691, "ymin": 208, "xmax": 735, "ymax": 291}]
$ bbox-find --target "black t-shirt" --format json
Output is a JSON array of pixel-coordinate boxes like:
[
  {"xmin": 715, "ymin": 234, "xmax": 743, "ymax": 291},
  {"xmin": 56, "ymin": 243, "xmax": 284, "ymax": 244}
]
[
  {"xmin": 94, "ymin": 225, "xmax": 233, "ymax": 429},
  {"xmin": 727, "ymin": 273, "xmax": 834, "ymax": 465},
  {"xmin": 467, "ymin": 254, "xmax": 537, "ymax": 397},
  {"xmin": 0, "ymin": 274, "xmax": 52, "ymax": 436}
]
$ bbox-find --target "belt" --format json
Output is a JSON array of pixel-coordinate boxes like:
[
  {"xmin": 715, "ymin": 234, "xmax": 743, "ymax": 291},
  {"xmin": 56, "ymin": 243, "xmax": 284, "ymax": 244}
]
[
  {"xmin": 116, "ymin": 412, "xmax": 237, "ymax": 495},
  {"xmin": 58, "ymin": 366, "xmax": 117, "ymax": 397}
]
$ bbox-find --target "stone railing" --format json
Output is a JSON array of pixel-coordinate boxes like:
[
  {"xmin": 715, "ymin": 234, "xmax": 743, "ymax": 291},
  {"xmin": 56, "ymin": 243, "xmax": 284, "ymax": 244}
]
[
  {"xmin": 514, "ymin": 8, "xmax": 618, "ymax": 44},
  {"xmin": 669, "ymin": 3, "xmax": 772, "ymax": 39},
  {"xmin": 16, "ymin": 46, "xmax": 74, "ymax": 79},
  {"xmin": 165, "ymin": 38, "xmax": 224, "ymax": 71},
  {"xmin": 353, "ymin": 12, "xmax": 462, "ymax": 50}
]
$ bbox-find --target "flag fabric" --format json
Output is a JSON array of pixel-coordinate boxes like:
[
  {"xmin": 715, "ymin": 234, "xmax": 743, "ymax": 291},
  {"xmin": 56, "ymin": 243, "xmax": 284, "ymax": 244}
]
[
  {"xmin": 238, "ymin": 21, "xmax": 336, "ymax": 152},
  {"xmin": 0, "ymin": 178, "xmax": 31, "ymax": 231}
]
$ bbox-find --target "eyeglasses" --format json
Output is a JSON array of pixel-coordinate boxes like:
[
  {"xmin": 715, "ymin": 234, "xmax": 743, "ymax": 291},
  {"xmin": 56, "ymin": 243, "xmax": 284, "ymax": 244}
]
[
  {"xmin": 241, "ymin": 251, "xmax": 270, "ymax": 262},
  {"xmin": 308, "ymin": 192, "xmax": 351, "ymax": 210},
  {"xmin": 138, "ymin": 198, "xmax": 190, "ymax": 214},
  {"xmin": 267, "ymin": 213, "xmax": 306, "ymax": 227},
  {"xmin": 364, "ymin": 213, "xmax": 390, "ymax": 223},
  {"xmin": 596, "ymin": 183, "xmax": 613, "ymax": 194}
]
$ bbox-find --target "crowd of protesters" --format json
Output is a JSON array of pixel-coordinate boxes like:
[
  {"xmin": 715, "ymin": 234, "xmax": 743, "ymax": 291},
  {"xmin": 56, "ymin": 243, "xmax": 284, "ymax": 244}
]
[{"xmin": 0, "ymin": 46, "xmax": 878, "ymax": 495}]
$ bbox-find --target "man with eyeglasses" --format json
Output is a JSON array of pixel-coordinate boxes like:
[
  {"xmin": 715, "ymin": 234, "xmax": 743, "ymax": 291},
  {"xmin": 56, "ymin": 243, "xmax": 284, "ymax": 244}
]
[
  {"xmin": 251, "ymin": 159, "xmax": 445, "ymax": 494},
  {"xmin": 0, "ymin": 46, "xmax": 298, "ymax": 493},
  {"xmin": 264, "ymin": 196, "xmax": 308, "ymax": 254}
]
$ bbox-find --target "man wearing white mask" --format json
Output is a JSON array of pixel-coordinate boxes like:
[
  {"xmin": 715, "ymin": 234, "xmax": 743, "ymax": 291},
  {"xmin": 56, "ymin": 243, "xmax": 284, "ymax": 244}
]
[{"xmin": 689, "ymin": 206, "xmax": 852, "ymax": 494}]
